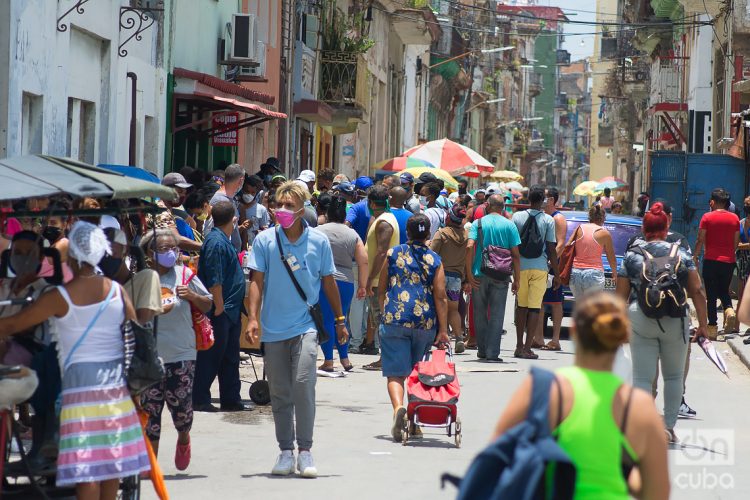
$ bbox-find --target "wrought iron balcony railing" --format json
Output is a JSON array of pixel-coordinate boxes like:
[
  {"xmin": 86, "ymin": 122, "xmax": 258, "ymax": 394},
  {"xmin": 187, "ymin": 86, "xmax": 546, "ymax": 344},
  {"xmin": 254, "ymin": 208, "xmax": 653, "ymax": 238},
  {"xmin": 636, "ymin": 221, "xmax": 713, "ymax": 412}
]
[{"xmin": 319, "ymin": 51, "xmax": 368, "ymax": 108}]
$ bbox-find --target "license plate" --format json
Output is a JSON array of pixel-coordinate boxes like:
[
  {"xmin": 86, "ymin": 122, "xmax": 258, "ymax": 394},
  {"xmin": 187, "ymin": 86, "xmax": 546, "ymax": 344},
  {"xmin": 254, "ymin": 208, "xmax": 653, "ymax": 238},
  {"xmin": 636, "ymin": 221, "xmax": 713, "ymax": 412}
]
[{"xmin": 604, "ymin": 278, "xmax": 615, "ymax": 289}]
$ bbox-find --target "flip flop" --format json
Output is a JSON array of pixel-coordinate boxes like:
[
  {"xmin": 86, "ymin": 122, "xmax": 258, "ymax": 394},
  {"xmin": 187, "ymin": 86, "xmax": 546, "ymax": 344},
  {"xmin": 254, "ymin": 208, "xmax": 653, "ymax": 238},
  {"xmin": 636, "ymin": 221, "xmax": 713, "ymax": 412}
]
[
  {"xmin": 541, "ymin": 341, "xmax": 562, "ymax": 351},
  {"xmin": 530, "ymin": 341, "xmax": 545, "ymax": 349},
  {"xmin": 318, "ymin": 365, "xmax": 335, "ymax": 372}
]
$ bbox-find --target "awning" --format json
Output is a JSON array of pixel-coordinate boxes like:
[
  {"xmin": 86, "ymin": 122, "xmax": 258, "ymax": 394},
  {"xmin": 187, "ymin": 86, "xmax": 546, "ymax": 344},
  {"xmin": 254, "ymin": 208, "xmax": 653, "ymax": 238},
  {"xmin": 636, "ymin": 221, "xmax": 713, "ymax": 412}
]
[{"xmin": 172, "ymin": 68, "xmax": 287, "ymax": 138}]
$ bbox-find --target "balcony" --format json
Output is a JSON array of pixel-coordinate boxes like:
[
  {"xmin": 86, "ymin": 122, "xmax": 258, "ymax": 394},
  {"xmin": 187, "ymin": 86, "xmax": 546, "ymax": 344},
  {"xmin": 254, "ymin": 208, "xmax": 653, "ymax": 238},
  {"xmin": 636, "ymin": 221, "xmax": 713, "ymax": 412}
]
[
  {"xmin": 319, "ymin": 51, "xmax": 369, "ymax": 133},
  {"xmin": 528, "ymin": 73, "xmax": 543, "ymax": 97},
  {"xmin": 622, "ymin": 60, "xmax": 650, "ymax": 96}
]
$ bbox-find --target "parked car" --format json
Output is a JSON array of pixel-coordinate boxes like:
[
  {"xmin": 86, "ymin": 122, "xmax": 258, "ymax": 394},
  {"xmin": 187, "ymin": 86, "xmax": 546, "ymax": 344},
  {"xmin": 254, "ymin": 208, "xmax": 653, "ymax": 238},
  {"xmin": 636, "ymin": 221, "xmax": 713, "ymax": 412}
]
[{"xmin": 542, "ymin": 211, "xmax": 643, "ymax": 333}]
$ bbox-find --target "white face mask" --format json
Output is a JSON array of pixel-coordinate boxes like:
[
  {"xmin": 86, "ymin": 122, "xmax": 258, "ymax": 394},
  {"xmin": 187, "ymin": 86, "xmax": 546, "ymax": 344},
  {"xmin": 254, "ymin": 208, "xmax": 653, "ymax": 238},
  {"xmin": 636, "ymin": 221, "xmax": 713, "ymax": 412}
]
[
  {"xmin": 242, "ymin": 193, "xmax": 255, "ymax": 204},
  {"xmin": 419, "ymin": 195, "xmax": 429, "ymax": 206}
]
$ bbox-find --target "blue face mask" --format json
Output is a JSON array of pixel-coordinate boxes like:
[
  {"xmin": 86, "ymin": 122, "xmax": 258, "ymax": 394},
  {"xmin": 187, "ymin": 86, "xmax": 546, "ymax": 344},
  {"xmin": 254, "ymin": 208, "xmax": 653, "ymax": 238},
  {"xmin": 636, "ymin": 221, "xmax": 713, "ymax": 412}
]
[{"xmin": 155, "ymin": 249, "xmax": 177, "ymax": 268}]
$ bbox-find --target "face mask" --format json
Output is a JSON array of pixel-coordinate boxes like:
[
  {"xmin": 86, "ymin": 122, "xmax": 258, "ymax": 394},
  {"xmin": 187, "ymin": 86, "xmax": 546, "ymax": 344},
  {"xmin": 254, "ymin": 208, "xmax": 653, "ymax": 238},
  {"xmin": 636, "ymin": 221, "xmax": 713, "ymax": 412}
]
[
  {"xmin": 274, "ymin": 208, "xmax": 300, "ymax": 229},
  {"xmin": 41, "ymin": 226, "xmax": 62, "ymax": 244},
  {"xmin": 242, "ymin": 193, "xmax": 255, "ymax": 204},
  {"xmin": 10, "ymin": 254, "xmax": 40, "ymax": 278},
  {"xmin": 419, "ymin": 196, "xmax": 429, "ymax": 206},
  {"xmin": 197, "ymin": 212, "xmax": 208, "ymax": 222},
  {"xmin": 98, "ymin": 255, "xmax": 124, "ymax": 278},
  {"xmin": 155, "ymin": 249, "xmax": 178, "ymax": 268}
]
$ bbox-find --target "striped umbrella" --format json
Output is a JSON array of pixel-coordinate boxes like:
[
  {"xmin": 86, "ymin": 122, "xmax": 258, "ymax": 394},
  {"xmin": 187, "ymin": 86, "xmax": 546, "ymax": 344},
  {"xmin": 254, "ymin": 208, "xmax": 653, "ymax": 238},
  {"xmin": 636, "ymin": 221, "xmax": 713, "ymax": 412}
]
[
  {"xmin": 402, "ymin": 139, "xmax": 494, "ymax": 173},
  {"xmin": 596, "ymin": 176, "xmax": 628, "ymax": 192},
  {"xmin": 372, "ymin": 157, "xmax": 434, "ymax": 172}
]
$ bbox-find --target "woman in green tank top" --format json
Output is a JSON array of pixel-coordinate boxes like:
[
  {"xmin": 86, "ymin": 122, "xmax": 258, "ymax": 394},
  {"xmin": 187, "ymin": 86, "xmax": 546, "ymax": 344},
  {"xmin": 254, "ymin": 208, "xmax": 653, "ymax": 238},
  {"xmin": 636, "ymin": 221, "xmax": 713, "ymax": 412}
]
[{"xmin": 492, "ymin": 292, "xmax": 670, "ymax": 500}]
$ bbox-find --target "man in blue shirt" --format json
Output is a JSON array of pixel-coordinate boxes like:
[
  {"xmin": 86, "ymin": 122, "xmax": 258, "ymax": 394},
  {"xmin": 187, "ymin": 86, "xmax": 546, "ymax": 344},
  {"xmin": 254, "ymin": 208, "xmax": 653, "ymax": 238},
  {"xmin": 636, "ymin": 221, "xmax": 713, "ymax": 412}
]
[
  {"xmin": 388, "ymin": 186, "xmax": 413, "ymax": 244},
  {"xmin": 345, "ymin": 176, "xmax": 374, "ymax": 241},
  {"xmin": 195, "ymin": 200, "xmax": 248, "ymax": 412},
  {"xmin": 247, "ymin": 181, "xmax": 349, "ymax": 478},
  {"xmin": 466, "ymin": 195, "xmax": 521, "ymax": 362}
]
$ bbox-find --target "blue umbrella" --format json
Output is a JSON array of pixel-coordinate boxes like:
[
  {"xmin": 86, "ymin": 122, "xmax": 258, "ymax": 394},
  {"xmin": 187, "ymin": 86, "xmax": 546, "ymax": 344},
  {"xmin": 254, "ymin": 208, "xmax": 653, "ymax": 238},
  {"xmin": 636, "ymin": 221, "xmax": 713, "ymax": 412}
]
[{"xmin": 98, "ymin": 164, "xmax": 161, "ymax": 184}]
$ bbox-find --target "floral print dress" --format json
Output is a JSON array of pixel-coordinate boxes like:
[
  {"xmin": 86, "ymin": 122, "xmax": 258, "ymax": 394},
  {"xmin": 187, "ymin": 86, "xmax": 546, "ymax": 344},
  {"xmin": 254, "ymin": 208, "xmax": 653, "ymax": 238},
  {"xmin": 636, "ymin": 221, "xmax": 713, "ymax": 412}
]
[{"xmin": 383, "ymin": 242, "xmax": 442, "ymax": 331}]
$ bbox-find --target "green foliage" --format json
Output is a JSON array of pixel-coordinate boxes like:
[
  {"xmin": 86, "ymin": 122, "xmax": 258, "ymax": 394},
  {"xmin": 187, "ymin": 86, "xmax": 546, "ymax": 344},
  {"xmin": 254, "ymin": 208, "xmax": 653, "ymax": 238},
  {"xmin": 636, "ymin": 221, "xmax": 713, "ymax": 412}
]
[{"xmin": 320, "ymin": 0, "xmax": 375, "ymax": 54}]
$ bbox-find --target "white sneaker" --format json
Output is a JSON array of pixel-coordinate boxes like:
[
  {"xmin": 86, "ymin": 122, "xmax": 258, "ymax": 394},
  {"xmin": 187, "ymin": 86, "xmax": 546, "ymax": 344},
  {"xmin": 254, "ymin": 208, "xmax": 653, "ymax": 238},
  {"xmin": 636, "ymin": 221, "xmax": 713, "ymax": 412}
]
[
  {"xmin": 271, "ymin": 450, "xmax": 296, "ymax": 476},
  {"xmin": 297, "ymin": 450, "xmax": 318, "ymax": 478}
]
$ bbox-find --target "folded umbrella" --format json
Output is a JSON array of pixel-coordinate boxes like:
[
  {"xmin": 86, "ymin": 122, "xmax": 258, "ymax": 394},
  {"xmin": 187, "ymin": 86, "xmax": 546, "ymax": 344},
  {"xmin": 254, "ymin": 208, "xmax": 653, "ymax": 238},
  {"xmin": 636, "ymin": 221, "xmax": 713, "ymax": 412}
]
[{"xmin": 697, "ymin": 337, "xmax": 729, "ymax": 377}]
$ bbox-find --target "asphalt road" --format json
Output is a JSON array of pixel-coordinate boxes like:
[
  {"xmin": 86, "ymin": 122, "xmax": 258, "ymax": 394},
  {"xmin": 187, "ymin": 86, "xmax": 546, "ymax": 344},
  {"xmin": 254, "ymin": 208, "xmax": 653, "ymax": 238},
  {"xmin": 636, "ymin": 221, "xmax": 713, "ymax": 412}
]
[{"xmin": 144, "ymin": 297, "xmax": 750, "ymax": 500}]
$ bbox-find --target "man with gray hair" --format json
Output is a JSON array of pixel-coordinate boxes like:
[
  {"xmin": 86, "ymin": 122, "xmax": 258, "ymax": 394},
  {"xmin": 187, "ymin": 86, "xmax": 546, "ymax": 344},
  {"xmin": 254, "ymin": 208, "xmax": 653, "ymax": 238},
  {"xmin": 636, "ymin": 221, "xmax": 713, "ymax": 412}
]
[
  {"xmin": 465, "ymin": 195, "xmax": 521, "ymax": 362},
  {"xmin": 203, "ymin": 164, "xmax": 248, "ymax": 252}
]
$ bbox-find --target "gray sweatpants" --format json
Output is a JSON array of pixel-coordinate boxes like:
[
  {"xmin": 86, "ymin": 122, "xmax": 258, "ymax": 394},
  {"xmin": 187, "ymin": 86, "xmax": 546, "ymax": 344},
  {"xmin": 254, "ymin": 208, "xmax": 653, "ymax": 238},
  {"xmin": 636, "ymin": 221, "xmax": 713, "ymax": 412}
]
[
  {"xmin": 628, "ymin": 303, "xmax": 688, "ymax": 429},
  {"xmin": 263, "ymin": 332, "xmax": 318, "ymax": 450}
]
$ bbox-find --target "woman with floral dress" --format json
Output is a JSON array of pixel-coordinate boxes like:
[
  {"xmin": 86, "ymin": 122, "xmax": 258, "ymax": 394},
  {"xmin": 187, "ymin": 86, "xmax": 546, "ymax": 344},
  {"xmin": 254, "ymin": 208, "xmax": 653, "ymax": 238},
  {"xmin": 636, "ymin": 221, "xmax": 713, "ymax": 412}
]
[{"xmin": 377, "ymin": 214, "xmax": 449, "ymax": 442}]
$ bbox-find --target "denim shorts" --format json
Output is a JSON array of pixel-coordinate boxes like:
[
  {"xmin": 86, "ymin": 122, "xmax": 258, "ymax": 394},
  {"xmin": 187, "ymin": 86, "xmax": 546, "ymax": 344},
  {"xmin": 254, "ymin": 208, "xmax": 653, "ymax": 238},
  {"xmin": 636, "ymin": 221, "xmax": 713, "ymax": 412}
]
[
  {"xmin": 445, "ymin": 273, "xmax": 462, "ymax": 302},
  {"xmin": 380, "ymin": 324, "xmax": 436, "ymax": 377},
  {"xmin": 569, "ymin": 268, "xmax": 605, "ymax": 298}
]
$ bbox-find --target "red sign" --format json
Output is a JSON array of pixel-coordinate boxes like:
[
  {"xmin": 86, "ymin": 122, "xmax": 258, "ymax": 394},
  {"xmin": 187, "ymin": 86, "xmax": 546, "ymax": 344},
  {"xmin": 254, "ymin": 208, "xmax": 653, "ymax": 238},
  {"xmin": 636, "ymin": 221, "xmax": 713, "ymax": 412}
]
[{"xmin": 212, "ymin": 112, "xmax": 239, "ymax": 146}]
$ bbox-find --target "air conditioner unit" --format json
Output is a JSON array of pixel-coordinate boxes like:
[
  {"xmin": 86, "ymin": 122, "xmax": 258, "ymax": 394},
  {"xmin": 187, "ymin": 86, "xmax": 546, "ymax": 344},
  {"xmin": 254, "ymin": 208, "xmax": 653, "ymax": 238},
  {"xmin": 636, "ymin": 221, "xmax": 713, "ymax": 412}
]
[
  {"xmin": 238, "ymin": 42, "xmax": 266, "ymax": 78},
  {"xmin": 230, "ymin": 13, "xmax": 257, "ymax": 61}
]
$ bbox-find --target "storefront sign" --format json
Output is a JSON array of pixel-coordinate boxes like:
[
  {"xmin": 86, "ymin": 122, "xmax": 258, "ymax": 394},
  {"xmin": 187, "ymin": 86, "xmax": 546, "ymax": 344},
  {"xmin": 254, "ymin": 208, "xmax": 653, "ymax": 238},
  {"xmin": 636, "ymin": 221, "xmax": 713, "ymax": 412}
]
[{"xmin": 212, "ymin": 112, "xmax": 239, "ymax": 146}]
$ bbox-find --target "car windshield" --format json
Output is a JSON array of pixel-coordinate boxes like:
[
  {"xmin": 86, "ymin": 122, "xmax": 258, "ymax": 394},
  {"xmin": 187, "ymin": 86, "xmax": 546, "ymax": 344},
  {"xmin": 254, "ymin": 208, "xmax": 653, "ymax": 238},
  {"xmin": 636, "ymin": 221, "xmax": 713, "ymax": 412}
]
[{"xmin": 565, "ymin": 221, "xmax": 642, "ymax": 256}]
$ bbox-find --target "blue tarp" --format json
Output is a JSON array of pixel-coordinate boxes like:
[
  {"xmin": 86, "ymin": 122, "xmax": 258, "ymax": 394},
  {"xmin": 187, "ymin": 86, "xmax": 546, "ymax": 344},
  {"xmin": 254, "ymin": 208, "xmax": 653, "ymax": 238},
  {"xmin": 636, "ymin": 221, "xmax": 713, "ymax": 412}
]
[{"xmin": 98, "ymin": 164, "xmax": 160, "ymax": 184}]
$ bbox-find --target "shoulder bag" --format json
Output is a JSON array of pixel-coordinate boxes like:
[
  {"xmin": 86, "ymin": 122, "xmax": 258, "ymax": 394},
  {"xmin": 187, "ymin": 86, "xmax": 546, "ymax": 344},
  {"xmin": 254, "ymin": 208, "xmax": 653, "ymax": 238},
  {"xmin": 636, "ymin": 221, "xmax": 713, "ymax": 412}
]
[
  {"xmin": 182, "ymin": 267, "xmax": 215, "ymax": 351},
  {"xmin": 274, "ymin": 228, "xmax": 330, "ymax": 344},
  {"xmin": 121, "ymin": 283, "xmax": 165, "ymax": 395},
  {"xmin": 559, "ymin": 226, "xmax": 580, "ymax": 286},
  {"xmin": 478, "ymin": 218, "xmax": 513, "ymax": 280}
]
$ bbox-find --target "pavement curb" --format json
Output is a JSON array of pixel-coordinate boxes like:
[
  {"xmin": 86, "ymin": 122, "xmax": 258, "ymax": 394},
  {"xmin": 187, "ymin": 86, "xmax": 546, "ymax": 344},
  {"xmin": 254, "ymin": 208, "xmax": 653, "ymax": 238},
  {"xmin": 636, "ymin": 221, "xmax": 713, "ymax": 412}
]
[{"xmin": 727, "ymin": 337, "xmax": 750, "ymax": 371}]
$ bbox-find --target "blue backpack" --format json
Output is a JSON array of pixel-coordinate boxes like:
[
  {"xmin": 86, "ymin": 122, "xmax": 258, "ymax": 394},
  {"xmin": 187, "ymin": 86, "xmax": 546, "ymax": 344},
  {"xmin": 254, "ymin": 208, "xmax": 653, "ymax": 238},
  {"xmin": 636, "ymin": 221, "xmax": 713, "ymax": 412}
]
[{"xmin": 442, "ymin": 367, "xmax": 576, "ymax": 500}]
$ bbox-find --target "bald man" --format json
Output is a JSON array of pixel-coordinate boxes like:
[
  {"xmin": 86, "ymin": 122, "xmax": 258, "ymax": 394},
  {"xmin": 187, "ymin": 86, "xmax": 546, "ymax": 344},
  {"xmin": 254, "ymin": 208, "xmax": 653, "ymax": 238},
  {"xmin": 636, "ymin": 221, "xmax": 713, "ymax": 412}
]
[{"xmin": 389, "ymin": 186, "xmax": 413, "ymax": 244}]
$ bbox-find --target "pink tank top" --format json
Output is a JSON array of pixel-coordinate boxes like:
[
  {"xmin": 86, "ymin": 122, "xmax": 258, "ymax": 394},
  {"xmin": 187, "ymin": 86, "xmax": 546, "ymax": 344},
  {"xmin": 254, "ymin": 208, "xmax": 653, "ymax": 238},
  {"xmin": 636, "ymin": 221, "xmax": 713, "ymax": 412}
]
[{"xmin": 572, "ymin": 224, "xmax": 604, "ymax": 270}]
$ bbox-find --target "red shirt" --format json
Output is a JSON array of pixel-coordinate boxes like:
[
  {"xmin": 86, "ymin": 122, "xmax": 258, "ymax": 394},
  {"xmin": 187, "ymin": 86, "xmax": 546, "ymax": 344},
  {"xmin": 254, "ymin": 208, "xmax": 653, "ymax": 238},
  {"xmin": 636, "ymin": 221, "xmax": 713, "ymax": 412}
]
[{"xmin": 700, "ymin": 209, "xmax": 740, "ymax": 263}]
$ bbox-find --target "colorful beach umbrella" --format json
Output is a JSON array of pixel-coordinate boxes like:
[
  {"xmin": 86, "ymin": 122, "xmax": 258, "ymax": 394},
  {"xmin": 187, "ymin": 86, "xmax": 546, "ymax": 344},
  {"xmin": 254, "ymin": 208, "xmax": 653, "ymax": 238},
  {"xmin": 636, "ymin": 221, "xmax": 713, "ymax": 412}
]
[
  {"xmin": 596, "ymin": 176, "xmax": 628, "ymax": 192},
  {"xmin": 573, "ymin": 180, "xmax": 600, "ymax": 197},
  {"xmin": 401, "ymin": 166, "xmax": 459, "ymax": 191},
  {"xmin": 489, "ymin": 170, "xmax": 524, "ymax": 182},
  {"xmin": 372, "ymin": 157, "xmax": 434, "ymax": 172},
  {"xmin": 402, "ymin": 139, "xmax": 494, "ymax": 173}
]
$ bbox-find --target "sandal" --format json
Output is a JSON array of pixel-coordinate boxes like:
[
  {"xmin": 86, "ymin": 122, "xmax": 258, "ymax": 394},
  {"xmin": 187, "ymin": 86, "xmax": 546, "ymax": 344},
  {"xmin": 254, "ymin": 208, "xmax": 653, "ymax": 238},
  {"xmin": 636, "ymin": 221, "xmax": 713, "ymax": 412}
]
[
  {"xmin": 519, "ymin": 350, "xmax": 539, "ymax": 360},
  {"xmin": 665, "ymin": 428, "xmax": 679, "ymax": 444},
  {"xmin": 318, "ymin": 365, "xmax": 335, "ymax": 372},
  {"xmin": 541, "ymin": 340, "xmax": 562, "ymax": 351},
  {"xmin": 530, "ymin": 341, "xmax": 545, "ymax": 349},
  {"xmin": 363, "ymin": 360, "xmax": 382, "ymax": 371},
  {"xmin": 513, "ymin": 348, "xmax": 524, "ymax": 358},
  {"xmin": 341, "ymin": 360, "xmax": 354, "ymax": 372}
]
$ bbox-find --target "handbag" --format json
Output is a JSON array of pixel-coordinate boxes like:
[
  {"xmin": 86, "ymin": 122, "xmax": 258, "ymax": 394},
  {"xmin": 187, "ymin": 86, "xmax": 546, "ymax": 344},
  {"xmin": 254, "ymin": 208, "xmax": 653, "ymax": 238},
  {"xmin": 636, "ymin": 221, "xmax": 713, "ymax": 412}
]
[
  {"xmin": 121, "ymin": 283, "xmax": 165, "ymax": 395},
  {"xmin": 559, "ymin": 227, "xmax": 580, "ymax": 286},
  {"xmin": 182, "ymin": 267, "xmax": 215, "ymax": 351},
  {"xmin": 478, "ymin": 218, "xmax": 513, "ymax": 280},
  {"xmin": 274, "ymin": 228, "xmax": 331, "ymax": 344}
]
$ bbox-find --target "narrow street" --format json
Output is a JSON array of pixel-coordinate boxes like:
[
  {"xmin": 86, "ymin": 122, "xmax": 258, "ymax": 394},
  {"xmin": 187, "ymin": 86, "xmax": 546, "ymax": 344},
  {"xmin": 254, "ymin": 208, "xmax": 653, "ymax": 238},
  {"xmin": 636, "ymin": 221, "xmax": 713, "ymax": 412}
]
[{"xmin": 146, "ymin": 298, "xmax": 750, "ymax": 500}]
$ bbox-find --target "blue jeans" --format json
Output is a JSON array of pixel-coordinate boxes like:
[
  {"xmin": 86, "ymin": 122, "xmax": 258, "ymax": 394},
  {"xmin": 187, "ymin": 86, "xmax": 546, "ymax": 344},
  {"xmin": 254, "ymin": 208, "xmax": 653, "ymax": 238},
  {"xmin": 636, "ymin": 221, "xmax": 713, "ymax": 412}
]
[
  {"xmin": 569, "ymin": 268, "xmax": 605, "ymax": 299},
  {"xmin": 472, "ymin": 276, "xmax": 509, "ymax": 359},
  {"xmin": 193, "ymin": 312, "xmax": 241, "ymax": 407},
  {"xmin": 319, "ymin": 280, "xmax": 355, "ymax": 361}
]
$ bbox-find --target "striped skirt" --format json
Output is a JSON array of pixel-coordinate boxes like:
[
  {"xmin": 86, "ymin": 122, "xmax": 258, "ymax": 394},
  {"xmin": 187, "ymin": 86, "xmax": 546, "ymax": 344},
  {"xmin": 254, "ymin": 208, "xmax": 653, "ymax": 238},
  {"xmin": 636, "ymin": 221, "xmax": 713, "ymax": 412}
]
[{"xmin": 57, "ymin": 360, "xmax": 150, "ymax": 486}]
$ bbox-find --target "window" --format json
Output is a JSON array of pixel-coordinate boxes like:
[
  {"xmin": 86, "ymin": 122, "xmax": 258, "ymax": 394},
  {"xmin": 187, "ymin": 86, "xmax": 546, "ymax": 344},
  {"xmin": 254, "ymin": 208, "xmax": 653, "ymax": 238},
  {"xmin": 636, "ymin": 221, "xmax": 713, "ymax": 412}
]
[
  {"xmin": 66, "ymin": 98, "xmax": 96, "ymax": 163},
  {"xmin": 21, "ymin": 92, "xmax": 43, "ymax": 154}
]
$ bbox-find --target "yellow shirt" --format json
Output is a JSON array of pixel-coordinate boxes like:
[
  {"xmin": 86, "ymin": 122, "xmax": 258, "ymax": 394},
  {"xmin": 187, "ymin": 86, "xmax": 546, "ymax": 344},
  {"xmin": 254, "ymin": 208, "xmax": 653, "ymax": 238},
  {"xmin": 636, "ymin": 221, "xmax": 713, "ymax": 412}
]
[{"xmin": 366, "ymin": 212, "xmax": 400, "ymax": 287}]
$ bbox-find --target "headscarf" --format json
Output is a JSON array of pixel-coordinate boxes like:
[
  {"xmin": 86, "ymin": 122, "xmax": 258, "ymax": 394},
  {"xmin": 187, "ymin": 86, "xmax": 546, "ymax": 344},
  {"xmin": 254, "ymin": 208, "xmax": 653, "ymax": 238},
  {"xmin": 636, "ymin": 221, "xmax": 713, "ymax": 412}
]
[{"xmin": 67, "ymin": 221, "xmax": 111, "ymax": 268}]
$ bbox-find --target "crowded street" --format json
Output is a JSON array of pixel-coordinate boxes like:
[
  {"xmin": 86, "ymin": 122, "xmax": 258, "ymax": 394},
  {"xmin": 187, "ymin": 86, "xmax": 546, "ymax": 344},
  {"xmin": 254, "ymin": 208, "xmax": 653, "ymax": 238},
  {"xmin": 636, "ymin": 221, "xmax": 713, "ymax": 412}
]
[{"xmin": 144, "ymin": 295, "xmax": 750, "ymax": 500}]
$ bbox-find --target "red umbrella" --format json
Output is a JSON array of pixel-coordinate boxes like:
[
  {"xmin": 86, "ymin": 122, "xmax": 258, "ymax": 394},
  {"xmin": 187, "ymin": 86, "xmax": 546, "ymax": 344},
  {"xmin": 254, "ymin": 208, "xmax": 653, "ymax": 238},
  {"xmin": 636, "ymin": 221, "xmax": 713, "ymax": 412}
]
[{"xmin": 403, "ymin": 139, "xmax": 494, "ymax": 173}]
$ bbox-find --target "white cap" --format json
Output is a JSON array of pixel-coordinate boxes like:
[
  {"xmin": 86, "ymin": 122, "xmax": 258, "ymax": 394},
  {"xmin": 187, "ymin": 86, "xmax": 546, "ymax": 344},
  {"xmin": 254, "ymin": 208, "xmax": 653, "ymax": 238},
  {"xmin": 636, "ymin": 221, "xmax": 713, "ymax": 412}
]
[
  {"xmin": 99, "ymin": 215, "xmax": 121, "ymax": 231},
  {"xmin": 293, "ymin": 179, "xmax": 309, "ymax": 191},
  {"xmin": 298, "ymin": 170, "xmax": 316, "ymax": 183}
]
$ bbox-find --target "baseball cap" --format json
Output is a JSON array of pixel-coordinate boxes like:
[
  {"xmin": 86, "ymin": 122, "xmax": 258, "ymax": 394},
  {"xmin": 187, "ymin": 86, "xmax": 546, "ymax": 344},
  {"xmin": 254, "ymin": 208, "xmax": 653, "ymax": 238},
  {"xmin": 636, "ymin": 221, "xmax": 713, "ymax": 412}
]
[
  {"xmin": 334, "ymin": 181, "xmax": 356, "ymax": 195},
  {"xmin": 298, "ymin": 170, "xmax": 316, "ymax": 183},
  {"xmin": 399, "ymin": 172, "xmax": 415, "ymax": 185},
  {"xmin": 332, "ymin": 173, "xmax": 350, "ymax": 186},
  {"xmin": 99, "ymin": 215, "xmax": 121, "ymax": 232},
  {"xmin": 486, "ymin": 183, "xmax": 501, "ymax": 195},
  {"xmin": 354, "ymin": 176, "xmax": 374, "ymax": 191},
  {"xmin": 162, "ymin": 172, "xmax": 192, "ymax": 189},
  {"xmin": 474, "ymin": 188, "xmax": 486, "ymax": 195},
  {"xmin": 293, "ymin": 179, "xmax": 309, "ymax": 191}
]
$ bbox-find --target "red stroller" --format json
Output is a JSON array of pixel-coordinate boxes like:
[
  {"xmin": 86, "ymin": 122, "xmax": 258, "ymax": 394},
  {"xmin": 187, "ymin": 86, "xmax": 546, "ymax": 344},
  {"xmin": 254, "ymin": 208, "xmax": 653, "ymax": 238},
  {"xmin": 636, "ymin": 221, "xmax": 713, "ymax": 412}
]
[{"xmin": 402, "ymin": 346, "xmax": 462, "ymax": 447}]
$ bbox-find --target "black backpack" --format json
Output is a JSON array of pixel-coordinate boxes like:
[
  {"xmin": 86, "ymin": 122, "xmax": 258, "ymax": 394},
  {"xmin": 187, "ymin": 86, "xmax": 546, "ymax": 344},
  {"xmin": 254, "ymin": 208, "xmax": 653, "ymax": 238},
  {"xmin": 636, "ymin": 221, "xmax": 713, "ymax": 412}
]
[
  {"xmin": 518, "ymin": 211, "xmax": 545, "ymax": 259},
  {"xmin": 634, "ymin": 243, "xmax": 687, "ymax": 319}
]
